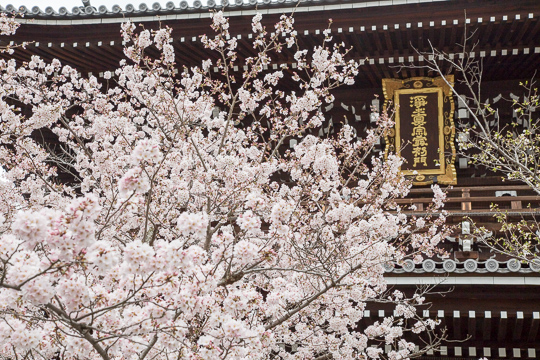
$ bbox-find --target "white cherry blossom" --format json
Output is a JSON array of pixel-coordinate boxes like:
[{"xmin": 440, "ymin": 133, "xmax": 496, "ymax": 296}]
[{"xmin": 0, "ymin": 12, "xmax": 449, "ymax": 360}]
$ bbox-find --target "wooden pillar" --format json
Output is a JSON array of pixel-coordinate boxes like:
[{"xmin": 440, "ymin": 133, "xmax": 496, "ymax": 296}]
[
  {"xmin": 511, "ymin": 199, "xmax": 522, "ymax": 209},
  {"xmin": 462, "ymin": 188, "xmax": 472, "ymax": 211}
]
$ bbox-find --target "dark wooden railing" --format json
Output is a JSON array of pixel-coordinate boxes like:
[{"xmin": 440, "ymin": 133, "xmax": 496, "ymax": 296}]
[{"xmin": 396, "ymin": 185, "xmax": 540, "ymax": 216}]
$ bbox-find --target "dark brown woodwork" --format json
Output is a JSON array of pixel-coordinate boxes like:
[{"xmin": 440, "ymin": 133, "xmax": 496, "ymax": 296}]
[
  {"xmin": 437, "ymin": 25, "xmax": 446, "ymax": 51},
  {"xmin": 524, "ymin": 16, "xmax": 540, "ymax": 45},
  {"xmin": 348, "ymin": 31, "xmax": 364, "ymax": 61},
  {"xmin": 454, "ymin": 251, "xmax": 479, "ymax": 261},
  {"xmin": 497, "ymin": 311, "xmax": 508, "ymax": 342},
  {"xmin": 370, "ymin": 28, "xmax": 384, "ymax": 57},
  {"xmin": 480, "ymin": 20, "xmax": 495, "ymax": 48},
  {"xmin": 483, "ymin": 311, "xmax": 492, "ymax": 341},
  {"xmin": 528, "ymin": 312, "xmax": 539, "ymax": 342},
  {"xmin": 515, "ymin": 16, "xmax": 533, "ymax": 45},
  {"xmin": 394, "ymin": 195, "xmax": 540, "ymax": 204},
  {"xmin": 395, "ymin": 26, "xmax": 404, "ymax": 53},
  {"xmin": 491, "ymin": 17, "xmax": 507, "ymax": 48},
  {"xmin": 9, "ymin": 11, "xmax": 538, "ymax": 88},
  {"xmin": 521, "ymin": 53, "xmax": 540, "ymax": 81},
  {"xmin": 449, "ymin": 23, "xmax": 458, "ymax": 52},
  {"xmin": 513, "ymin": 311, "xmax": 524, "ymax": 341},
  {"xmin": 467, "ymin": 20, "xmax": 481, "ymax": 48},
  {"xmin": 461, "ymin": 188, "xmax": 472, "ymax": 211},
  {"xmin": 511, "ymin": 199, "xmax": 523, "ymax": 209},
  {"xmin": 359, "ymin": 31, "xmax": 374, "ymax": 55},
  {"xmin": 453, "ymin": 311, "xmax": 461, "ymax": 339},
  {"xmin": 501, "ymin": 18, "xmax": 520, "ymax": 47},
  {"xmin": 383, "ymin": 28, "xmax": 392, "ymax": 55},
  {"xmin": 365, "ymin": 284, "xmax": 540, "ymax": 354},
  {"xmin": 363, "ymin": 63, "xmax": 378, "ymax": 88},
  {"xmin": 468, "ymin": 311, "xmax": 476, "ymax": 340}
]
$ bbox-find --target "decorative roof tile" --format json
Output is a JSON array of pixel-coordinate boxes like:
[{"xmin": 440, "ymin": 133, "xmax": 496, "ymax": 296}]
[
  {"xmin": 3, "ymin": 0, "xmax": 449, "ymax": 20},
  {"xmin": 386, "ymin": 258, "xmax": 540, "ymax": 274}
]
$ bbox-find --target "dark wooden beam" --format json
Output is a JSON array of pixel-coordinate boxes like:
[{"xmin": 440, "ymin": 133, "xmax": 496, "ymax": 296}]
[
  {"xmin": 468, "ymin": 310, "xmax": 476, "ymax": 340},
  {"xmin": 415, "ymin": 26, "xmax": 425, "ymax": 52},
  {"xmin": 527, "ymin": 312, "xmax": 539, "ymax": 342},
  {"xmin": 485, "ymin": 52, "xmax": 502, "ymax": 81},
  {"xmin": 520, "ymin": 54, "xmax": 540, "ymax": 81},
  {"xmin": 238, "ymin": 37, "xmax": 258, "ymax": 59},
  {"xmin": 349, "ymin": 32, "xmax": 364, "ymax": 60},
  {"xmin": 383, "ymin": 27, "xmax": 393, "ymax": 54},
  {"xmin": 492, "ymin": 18, "xmax": 508, "ymax": 48},
  {"xmin": 91, "ymin": 44, "xmax": 126, "ymax": 71},
  {"xmin": 523, "ymin": 17, "xmax": 540, "ymax": 45},
  {"xmin": 514, "ymin": 15, "xmax": 533, "ymax": 45},
  {"xmin": 394, "ymin": 26, "xmax": 404, "ymax": 53},
  {"xmin": 453, "ymin": 310, "xmax": 461, "ymax": 339},
  {"xmin": 480, "ymin": 19, "xmax": 495, "ymax": 48},
  {"xmin": 359, "ymin": 31, "xmax": 374, "ymax": 56},
  {"xmin": 72, "ymin": 45, "xmax": 119, "ymax": 72},
  {"xmin": 501, "ymin": 18, "xmax": 521, "ymax": 47},
  {"xmin": 170, "ymin": 41, "xmax": 207, "ymax": 68},
  {"xmin": 34, "ymin": 43, "xmax": 92, "ymax": 71},
  {"xmin": 358, "ymin": 62, "xmax": 378, "ymax": 88},
  {"xmin": 437, "ymin": 25, "xmax": 446, "ymax": 50},
  {"xmin": 367, "ymin": 63, "xmax": 382, "ymax": 87},
  {"xmin": 506, "ymin": 55, "xmax": 526, "ymax": 81},
  {"xmin": 461, "ymin": 188, "xmax": 472, "ymax": 211},
  {"xmin": 467, "ymin": 20, "xmax": 482, "ymax": 48},
  {"xmin": 449, "ymin": 21, "xmax": 458, "ymax": 50},
  {"xmin": 513, "ymin": 311, "xmax": 524, "ymax": 341},
  {"xmin": 379, "ymin": 60, "xmax": 392, "ymax": 79},
  {"xmin": 370, "ymin": 28, "xmax": 384, "ymax": 54},
  {"xmin": 497, "ymin": 311, "xmax": 508, "ymax": 342},
  {"xmin": 483, "ymin": 311, "xmax": 492, "ymax": 341},
  {"xmin": 405, "ymin": 24, "xmax": 414, "ymax": 53},
  {"xmin": 175, "ymin": 40, "xmax": 211, "ymax": 66},
  {"xmin": 428, "ymin": 24, "xmax": 435, "ymax": 52}
]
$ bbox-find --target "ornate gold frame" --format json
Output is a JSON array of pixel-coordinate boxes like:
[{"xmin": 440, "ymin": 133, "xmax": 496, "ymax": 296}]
[{"xmin": 383, "ymin": 76, "xmax": 456, "ymax": 186}]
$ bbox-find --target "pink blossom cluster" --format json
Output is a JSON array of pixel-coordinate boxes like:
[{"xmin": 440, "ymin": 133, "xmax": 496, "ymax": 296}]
[
  {"xmin": 118, "ymin": 166, "xmax": 150, "ymax": 197},
  {"xmin": 0, "ymin": 14, "xmax": 18, "ymax": 36},
  {"xmin": 0, "ymin": 11, "xmax": 450, "ymax": 360},
  {"xmin": 0, "ymin": 13, "xmax": 20, "ymax": 55}
]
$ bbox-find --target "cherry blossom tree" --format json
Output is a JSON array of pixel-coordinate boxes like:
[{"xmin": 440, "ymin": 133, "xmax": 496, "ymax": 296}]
[{"xmin": 0, "ymin": 12, "xmax": 448, "ymax": 360}]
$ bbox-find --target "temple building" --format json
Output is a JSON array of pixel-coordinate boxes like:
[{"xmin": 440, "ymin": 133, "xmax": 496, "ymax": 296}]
[{"xmin": 2, "ymin": 0, "xmax": 540, "ymax": 358}]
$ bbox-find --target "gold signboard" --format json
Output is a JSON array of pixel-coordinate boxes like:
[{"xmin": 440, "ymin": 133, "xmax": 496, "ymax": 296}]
[{"xmin": 383, "ymin": 76, "xmax": 456, "ymax": 185}]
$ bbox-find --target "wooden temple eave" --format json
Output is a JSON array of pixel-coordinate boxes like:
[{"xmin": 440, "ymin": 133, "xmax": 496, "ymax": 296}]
[
  {"xmin": 367, "ymin": 279, "xmax": 540, "ymax": 359},
  {"xmin": 356, "ymin": 272, "xmax": 540, "ymax": 358},
  {"xmin": 1, "ymin": 0, "xmax": 539, "ymax": 86},
  {"xmin": 362, "ymin": 306, "xmax": 540, "ymax": 358}
]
